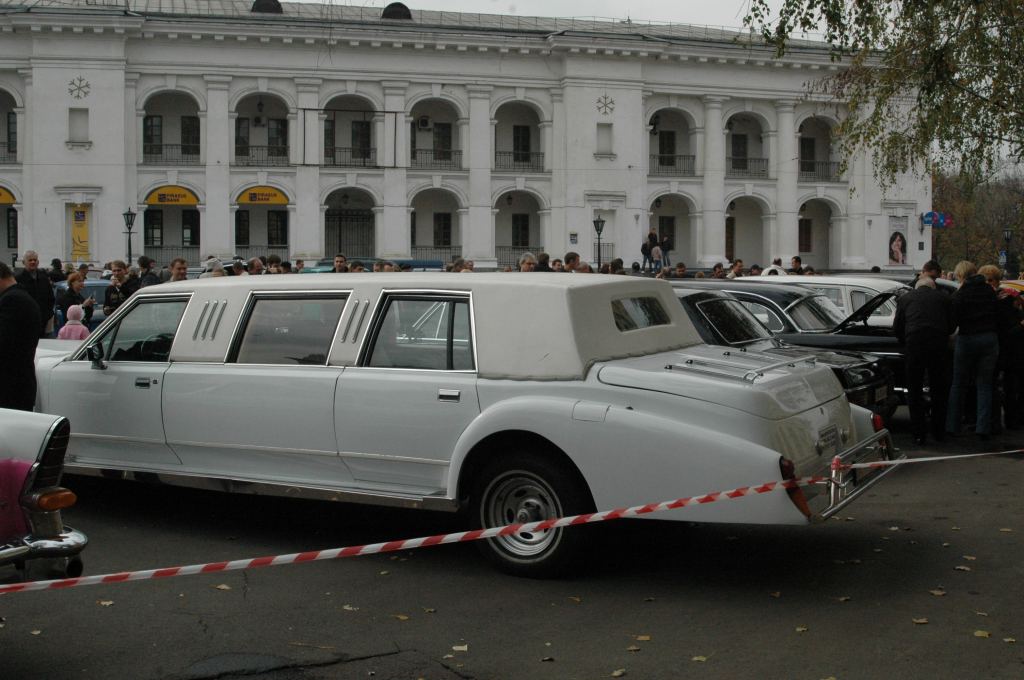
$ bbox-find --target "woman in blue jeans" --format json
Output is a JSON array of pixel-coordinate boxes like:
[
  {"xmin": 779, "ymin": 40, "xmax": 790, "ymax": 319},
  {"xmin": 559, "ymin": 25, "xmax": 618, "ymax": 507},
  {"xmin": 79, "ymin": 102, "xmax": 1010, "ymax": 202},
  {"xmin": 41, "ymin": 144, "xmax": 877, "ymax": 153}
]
[{"xmin": 946, "ymin": 261, "xmax": 1000, "ymax": 438}]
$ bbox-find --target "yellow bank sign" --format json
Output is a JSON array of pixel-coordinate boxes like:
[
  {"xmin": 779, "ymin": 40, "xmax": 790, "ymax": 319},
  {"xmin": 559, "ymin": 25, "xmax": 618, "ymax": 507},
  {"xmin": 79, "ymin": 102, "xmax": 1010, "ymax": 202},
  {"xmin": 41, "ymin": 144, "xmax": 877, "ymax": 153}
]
[
  {"xmin": 237, "ymin": 186, "xmax": 289, "ymax": 205},
  {"xmin": 145, "ymin": 185, "xmax": 199, "ymax": 206}
]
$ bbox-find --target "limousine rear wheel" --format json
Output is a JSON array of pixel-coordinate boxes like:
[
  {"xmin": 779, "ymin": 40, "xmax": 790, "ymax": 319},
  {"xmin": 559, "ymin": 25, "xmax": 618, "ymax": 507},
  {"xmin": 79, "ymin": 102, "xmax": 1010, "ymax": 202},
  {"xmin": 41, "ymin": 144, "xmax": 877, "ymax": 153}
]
[{"xmin": 472, "ymin": 453, "xmax": 594, "ymax": 578}]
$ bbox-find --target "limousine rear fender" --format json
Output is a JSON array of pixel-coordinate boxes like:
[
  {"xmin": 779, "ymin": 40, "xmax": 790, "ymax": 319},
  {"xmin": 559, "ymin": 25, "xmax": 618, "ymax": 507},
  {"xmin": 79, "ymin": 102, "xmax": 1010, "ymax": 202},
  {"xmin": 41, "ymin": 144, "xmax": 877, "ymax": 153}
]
[{"xmin": 447, "ymin": 397, "xmax": 808, "ymax": 525}]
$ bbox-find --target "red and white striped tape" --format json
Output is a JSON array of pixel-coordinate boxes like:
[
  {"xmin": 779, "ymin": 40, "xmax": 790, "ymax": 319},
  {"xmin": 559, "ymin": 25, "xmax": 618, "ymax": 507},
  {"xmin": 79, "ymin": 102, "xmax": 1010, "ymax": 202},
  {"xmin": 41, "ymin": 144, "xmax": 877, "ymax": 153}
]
[
  {"xmin": 0, "ymin": 475, "xmax": 828, "ymax": 596},
  {"xmin": 2, "ymin": 446, "xmax": 1019, "ymax": 596}
]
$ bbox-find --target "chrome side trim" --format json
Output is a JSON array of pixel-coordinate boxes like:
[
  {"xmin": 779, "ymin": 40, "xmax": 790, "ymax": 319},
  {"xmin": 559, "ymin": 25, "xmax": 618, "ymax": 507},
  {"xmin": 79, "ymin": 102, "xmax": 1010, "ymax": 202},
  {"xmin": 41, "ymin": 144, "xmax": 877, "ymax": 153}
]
[
  {"xmin": 340, "ymin": 298, "xmax": 360, "ymax": 343},
  {"xmin": 64, "ymin": 466, "xmax": 459, "ymax": 512},
  {"xmin": 209, "ymin": 300, "xmax": 229, "ymax": 340},
  {"xmin": 200, "ymin": 300, "xmax": 219, "ymax": 339},
  {"xmin": 193, "ymin": 301, "xmax": 210, "ymax": 340},
  {"xmin": 351, "ymin": 299, "xmax": 370, "ymax": 343}
]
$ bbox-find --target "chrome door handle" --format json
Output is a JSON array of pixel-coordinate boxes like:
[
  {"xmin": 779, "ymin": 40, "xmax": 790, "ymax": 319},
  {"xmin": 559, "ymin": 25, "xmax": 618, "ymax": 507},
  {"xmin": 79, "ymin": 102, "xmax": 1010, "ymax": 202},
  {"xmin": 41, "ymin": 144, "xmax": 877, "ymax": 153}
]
[
  {"xmin": 438, "ymin": 389, "xmax": 461, "ymax": 403},
  {"xmin": 134, "ymin": 377, "xmax": 152, "ymax": 389}
]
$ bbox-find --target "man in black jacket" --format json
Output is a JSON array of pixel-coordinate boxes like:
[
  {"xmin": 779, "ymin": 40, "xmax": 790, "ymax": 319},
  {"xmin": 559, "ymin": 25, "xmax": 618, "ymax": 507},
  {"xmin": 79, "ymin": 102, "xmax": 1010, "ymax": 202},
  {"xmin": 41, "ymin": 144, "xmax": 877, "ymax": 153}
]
[
  {"xmin": 894, "ymin": 276, "xmax": 954, "ymax": 445},
  {"xmin": 0, "ymin": 261, "xmax": 41, "ymax": 410},
  {"xmin": 14, "ymin": 250, "xmax": 54, "ymax": 338}
]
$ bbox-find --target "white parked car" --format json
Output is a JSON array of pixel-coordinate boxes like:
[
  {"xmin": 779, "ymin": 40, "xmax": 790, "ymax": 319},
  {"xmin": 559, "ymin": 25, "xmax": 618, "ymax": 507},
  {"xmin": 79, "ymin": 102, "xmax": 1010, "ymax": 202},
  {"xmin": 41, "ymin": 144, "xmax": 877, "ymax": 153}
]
[
  {"xmin": 746, "ymin": 275, "xmax": 911, "ymax": 327},
  {"xmin": 34, "ymin": 274, "xmax": 895, "ymax": 576}
]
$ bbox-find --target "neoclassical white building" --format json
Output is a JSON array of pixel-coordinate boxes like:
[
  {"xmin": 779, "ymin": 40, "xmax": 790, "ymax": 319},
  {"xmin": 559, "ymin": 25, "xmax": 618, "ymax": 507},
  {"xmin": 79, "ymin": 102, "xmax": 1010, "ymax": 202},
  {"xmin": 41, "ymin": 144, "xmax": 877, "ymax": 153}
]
[{"xmin": 0, "ymin": 0, "xmax": 931, "ymax": 270}]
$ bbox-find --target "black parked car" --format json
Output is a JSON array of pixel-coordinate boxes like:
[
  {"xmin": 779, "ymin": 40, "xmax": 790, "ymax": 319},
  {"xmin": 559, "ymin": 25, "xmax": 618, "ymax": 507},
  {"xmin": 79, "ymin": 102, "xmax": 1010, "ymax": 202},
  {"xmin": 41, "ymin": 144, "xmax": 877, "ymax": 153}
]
[
  {"xmin": 669, "ymin": 279, "xmax": 908, "ymax": 409},
  {"xmin": 672, "ymin": 286, "xmax": 897, "ymax": 418}
]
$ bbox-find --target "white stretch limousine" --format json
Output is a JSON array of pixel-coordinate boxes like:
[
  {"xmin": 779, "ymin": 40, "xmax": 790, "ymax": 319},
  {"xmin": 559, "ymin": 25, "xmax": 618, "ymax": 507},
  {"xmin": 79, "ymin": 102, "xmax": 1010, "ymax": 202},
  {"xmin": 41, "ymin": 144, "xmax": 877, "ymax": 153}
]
[{"xmin": 34, "ymin": 274, "xmax": 896, "ymax": 576}]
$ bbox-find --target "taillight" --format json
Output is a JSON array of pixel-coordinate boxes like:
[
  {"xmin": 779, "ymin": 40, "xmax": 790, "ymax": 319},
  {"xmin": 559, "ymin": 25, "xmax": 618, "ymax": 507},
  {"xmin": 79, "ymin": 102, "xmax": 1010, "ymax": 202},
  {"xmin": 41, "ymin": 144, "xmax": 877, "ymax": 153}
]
[
  {"xmin": 26, "ymin": 488, "xmax": 77, "ymax": 512},
  {"xmin": 871, "ymin": 413, "xmax": 885, "ymax": 432},
  {"xmin": 779, "ymin": 457, "xmax": 811, "ymax": 517}
]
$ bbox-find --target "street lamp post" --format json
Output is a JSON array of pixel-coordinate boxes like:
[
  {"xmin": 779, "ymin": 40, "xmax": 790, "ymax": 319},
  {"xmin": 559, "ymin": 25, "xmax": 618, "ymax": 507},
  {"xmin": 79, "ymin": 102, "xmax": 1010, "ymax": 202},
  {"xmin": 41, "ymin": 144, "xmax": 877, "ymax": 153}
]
[
  {"xmin": 122, "ymin": 207, "xmax": 137, "ymax": 264},
  {"xmin": 593, "ymin": 216, "xmax": 606, "ymax": 270},
  {"xmin": 1003, "ymin": 227, "xmax": 1014, "ymax": 275}
]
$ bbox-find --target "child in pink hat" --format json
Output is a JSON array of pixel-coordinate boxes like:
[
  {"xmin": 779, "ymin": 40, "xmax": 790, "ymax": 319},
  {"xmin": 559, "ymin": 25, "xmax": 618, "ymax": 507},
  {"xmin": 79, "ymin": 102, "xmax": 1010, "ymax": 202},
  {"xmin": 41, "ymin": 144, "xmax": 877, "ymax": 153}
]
[{"xmin": 58, "ymin": 304, "xmax": 91, "ymax": 341}]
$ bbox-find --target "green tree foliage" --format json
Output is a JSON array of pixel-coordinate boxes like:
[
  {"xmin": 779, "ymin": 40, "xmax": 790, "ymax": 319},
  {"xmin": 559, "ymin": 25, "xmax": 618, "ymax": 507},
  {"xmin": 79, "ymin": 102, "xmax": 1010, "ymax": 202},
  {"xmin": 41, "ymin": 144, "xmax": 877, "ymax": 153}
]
[
  {"xmin": 932, "ymin": 172, "xmax": 1024, "ymax": 274},
  {"xmin": 745, "ymin": 0, "xmax": 1023, "ymax": 187}
]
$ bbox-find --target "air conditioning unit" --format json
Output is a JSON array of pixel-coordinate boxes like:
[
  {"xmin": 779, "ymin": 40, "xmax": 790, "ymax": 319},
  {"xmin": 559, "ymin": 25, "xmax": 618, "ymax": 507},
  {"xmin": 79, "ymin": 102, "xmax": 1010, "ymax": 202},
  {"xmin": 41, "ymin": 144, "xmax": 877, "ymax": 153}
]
[{"xmin": 417, "ymin": 115, "xmax": 431, "ymax": 130}]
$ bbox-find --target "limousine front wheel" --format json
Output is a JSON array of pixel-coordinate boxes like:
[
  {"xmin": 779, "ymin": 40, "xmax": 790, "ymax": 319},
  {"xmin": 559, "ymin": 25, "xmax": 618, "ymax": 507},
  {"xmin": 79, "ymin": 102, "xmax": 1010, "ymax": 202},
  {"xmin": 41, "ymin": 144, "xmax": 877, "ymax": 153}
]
[{"xmin": 473, "ymin": 453, "xmax": 594, "ymax": 578}]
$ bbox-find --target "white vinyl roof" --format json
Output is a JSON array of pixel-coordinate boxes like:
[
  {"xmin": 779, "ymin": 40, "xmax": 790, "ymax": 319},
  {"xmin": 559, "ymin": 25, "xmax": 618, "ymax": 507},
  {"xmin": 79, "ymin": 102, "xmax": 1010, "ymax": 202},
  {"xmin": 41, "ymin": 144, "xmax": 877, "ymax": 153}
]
[{"xmin": 148, "ymin": 273, "xmax": 702, "ymax": 380}]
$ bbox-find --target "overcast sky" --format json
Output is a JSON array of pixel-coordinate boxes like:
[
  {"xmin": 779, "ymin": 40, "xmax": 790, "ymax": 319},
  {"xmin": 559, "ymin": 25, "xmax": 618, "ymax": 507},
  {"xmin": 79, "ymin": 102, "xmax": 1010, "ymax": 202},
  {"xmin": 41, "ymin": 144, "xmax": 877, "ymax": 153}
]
[{"xmin": 323, "ymin": 0, "xmax": 772, "ymax": 28}]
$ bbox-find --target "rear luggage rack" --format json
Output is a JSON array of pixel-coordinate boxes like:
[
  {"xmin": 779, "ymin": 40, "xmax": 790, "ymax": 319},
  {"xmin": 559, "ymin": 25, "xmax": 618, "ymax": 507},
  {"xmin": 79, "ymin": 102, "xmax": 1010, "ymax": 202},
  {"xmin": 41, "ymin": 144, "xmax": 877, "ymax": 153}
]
[{"xmin": 665, "ymin": 352, "xmax": 817, "ymax": 383}]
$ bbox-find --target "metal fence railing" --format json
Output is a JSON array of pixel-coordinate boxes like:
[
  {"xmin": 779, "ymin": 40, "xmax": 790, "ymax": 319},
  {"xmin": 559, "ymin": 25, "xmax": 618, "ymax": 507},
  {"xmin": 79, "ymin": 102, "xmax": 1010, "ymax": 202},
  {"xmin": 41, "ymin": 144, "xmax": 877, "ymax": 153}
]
[
  {"xmin": 592, "ymin": 242, "xmax": 615, "ymax": 264},
  {"xmin": 649, "ymin": 154, "xmax": 696, "ymax": 176},
  {"xmin": 324, "ymin": 147, "xmax": 377, "ymax": 168},
  {"xmin": 233, "ymin": 145, "xmax": 290, "ymax": 167},
  {"xmin": 0, "ymin": 142, "xmax": 16, "ymax": 163},
  {"xmin": 494, "ymin": 151, "xmax": 545, "ymax": 172},
  {"xmin": 142, "ymin": 144, "xmax": 201, "ymax": 166},
  {"xmin": 726, "ymin": 157, "xmax": 769, "ymax": 178},
  {"xmin": 143, "ymin": 246, "xmax": 201, "ymax": 265},
  {"xmin": 799, "ymin": 161, "xmax": 843, "ymax": 183},
  {"xmin": 495, "ymin": 245, "xmax": 543, "ymax": 269},
  {"xmin": 412, "ymin": 245, "xmax": 463, "ymax": 263},
  {"xmin": 410, "ymin": 149, "xmax": 463, "ymax": 170},
  {"xmin": 232, "ymin": 245, "xmax": 290, "ymax": 262}
]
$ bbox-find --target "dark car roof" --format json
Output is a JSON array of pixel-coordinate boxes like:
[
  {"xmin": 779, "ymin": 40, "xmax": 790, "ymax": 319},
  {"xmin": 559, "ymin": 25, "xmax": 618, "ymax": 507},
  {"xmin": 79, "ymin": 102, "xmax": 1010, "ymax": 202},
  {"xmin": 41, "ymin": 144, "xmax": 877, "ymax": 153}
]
[{"xmin": 669, "ymin": 279, "xmax": 818, "ymax": 306}]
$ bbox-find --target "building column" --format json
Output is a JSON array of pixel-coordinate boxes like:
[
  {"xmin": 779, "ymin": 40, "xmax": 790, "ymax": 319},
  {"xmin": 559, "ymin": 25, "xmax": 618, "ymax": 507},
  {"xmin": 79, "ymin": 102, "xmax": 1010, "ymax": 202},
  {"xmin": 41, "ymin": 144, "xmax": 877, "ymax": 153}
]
[
  {"xmin": 372, "ymin": 112, "xmax": 385, "ymax": 168},
  {"xmin": 844, "ymin": 151, "xmax": 869, "ymax": 266},
  {"xmin": 700, "ymin": 96, "xmax": 727, "ymax": 266},
  {"xmin": 203, "ymin": 75, "xmax": 232, "ymax": 257},
  {"xmin": 539, "ymin": 121, "xmax": 552, "ymax": 172},
  {"xmin": 123, "ymin": 73, "xmax": 140, "ymax": 264},
  {"xmin": 774, "ymin": 100, "xmax": 798, "ymax": 264},
  {"xmin": 466, "ymin": 85, "xmax": 493, "ymax": 263},
  {"xmin": 538, "ymin": 209, "xmax": 552, "ymax": 255},
  {"xmin": 548, "ymin": 87, "xmax": 568, "ymax": 254},
  {"xmin": 294, "ymin": 78, "xmax": 322, "ymax": 259},
  {"xmin": 381, "ymin": 82, "xmax": 409, "ymax": 259}
]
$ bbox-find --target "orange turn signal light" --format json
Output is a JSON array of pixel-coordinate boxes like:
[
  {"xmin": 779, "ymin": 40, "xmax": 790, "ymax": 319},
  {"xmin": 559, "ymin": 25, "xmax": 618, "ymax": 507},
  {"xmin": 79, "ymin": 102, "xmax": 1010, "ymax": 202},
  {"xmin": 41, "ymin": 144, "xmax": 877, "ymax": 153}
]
[{"xmin": 32, "ymin": 488, "xmax": 77, "ymax": 511}]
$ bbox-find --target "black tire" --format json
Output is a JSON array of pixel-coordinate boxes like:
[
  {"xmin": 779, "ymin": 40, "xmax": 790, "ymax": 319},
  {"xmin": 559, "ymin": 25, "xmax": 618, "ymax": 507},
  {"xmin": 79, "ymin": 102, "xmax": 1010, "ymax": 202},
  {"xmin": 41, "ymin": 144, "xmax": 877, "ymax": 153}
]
[{"xmin": 471, "ymin": 452, "xmax": 595, "ymax": 578}]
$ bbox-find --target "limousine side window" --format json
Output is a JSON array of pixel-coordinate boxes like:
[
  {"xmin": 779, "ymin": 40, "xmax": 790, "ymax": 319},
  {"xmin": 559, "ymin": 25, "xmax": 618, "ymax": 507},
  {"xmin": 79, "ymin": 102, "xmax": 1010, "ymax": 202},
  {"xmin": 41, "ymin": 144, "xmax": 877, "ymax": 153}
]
[
  {"xmin": 365, "ymin": 297, "xmax": 474, "ymax": 371},
  {"xmin": 98, "ymin": 298, "xmax": 189, "ymax": 363},
  {"xmin": 232, "ymin": 296, "xmax": 347, "ymax": 366}
]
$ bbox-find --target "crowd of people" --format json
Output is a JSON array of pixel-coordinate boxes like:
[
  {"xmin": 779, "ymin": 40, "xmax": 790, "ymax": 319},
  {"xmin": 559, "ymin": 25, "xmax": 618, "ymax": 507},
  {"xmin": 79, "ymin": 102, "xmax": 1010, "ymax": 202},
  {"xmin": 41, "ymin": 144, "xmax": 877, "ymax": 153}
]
[{"xmin": 895, "ymin": 260, "xmax": 1024, "ymax": 446}]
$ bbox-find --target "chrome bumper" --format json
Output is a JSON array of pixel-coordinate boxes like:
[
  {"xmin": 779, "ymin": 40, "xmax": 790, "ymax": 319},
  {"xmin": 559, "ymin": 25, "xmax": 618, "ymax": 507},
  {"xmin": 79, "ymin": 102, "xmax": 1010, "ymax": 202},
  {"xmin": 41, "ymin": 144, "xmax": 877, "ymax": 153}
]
[
  {"xmin": 805, "ymin": 429, "xmax": 903, "ymax": 520},
  {"xmin": 0, "ymin": 526, "xmax": 88, "ymax": 567}
]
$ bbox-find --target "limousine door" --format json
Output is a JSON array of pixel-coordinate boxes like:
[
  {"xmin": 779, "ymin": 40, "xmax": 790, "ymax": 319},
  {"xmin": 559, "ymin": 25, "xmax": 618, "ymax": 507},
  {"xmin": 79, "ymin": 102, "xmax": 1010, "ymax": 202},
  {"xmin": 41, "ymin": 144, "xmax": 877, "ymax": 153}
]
[
  {"xmin": 48, "ymin": 296, "xmax": 190, "ymax": 468},
  {"xmin": 162, "ymin": 293, "xmax": 355, "ymax": 486},
  {"xmin": 335, "ymin": 295, "xmax": 479, "ymax": 493}
]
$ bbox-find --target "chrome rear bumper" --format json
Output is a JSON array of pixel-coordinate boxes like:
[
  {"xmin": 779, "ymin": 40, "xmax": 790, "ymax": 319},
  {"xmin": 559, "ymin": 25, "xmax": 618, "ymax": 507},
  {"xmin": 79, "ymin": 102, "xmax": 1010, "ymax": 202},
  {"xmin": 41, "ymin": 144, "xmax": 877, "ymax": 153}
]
[
  {"xmin": 0, "ymin": 526, "xmax": 88, "ymax": 567},
  {"xmin": 805, "ymin": 429, "xmax": 902, "ymax": 520}
]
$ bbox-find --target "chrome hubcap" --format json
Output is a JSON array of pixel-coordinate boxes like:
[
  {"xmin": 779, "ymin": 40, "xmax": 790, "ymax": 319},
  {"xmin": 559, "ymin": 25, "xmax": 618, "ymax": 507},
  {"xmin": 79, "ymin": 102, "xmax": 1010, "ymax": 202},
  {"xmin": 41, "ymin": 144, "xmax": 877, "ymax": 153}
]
[{"xmin": 483, "ymin": 472, "xmax": 562, "ymax": 558}]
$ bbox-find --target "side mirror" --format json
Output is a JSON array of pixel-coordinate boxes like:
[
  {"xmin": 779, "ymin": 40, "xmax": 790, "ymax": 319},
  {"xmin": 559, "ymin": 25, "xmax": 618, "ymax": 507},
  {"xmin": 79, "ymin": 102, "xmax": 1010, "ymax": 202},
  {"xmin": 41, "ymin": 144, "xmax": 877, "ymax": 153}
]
[{"xmin": 86, "ymin": 343, "xmax": 106, "ymax": 370}]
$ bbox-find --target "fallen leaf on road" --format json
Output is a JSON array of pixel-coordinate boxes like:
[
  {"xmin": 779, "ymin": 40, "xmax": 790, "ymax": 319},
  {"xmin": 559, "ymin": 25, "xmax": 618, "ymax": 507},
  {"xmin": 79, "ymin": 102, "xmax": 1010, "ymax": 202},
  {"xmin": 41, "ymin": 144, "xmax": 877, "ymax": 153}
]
[
  {"xmin": 634, "ymin": 635, "xmax": 651, "ymax": 641},
  {"xmin": 889, "ymin": 526, "xmax": 900, "ymax": 532},
  {"xmin": 423, "ymin": 608, "xmax": 436, "ymax": 614},
  {"xmin": 568, "ymin": 596, "xmax": 582, "ymax": 604},
  {"xmin": 691, "ymin": 656, "xmax": 708, "ymax": 662},
  {"xmin": 97, "ymin": 600, "xmax": 114, "ymax": 607},
  {"xmin": 837, "ymin": 596, "xmax": 852, "ymax": 602},
  {"xmin": 643, "ymin": 597, "xmax": 655, "ymax": 602},
  {"xmin": 626, "ymin": 645, "xmax": 641, "ymax": 652},
  {"xmin": 845, "ymin": 516, "xmax": 856, "ymax": 521},
  {"xmin": 929, "ymin": 589, "xmax": 946, "ymax": 597},
  {"xmin": 881, "ymin": 536, "xmax": 891, "ymax": 541},
  {"xmin": 942, "ymin": 543, "xmax": 951, "ymax": 547},
  {"xmin": 442, "ymin": 654, "xmax": 454, "ymax": 660},
  {"xmin": 769, "ymin": 592, "xmax": 781, "ymax": 598},
  {"xmin": 955, "ymin": 566, "xmax": 972, "ymax": 572},
  {"xmin": 962, "ymin": 555, "xmax": 977, "ymax": 561},
  {"xmin": 796, "ymin": 626, "xmax": 809, "ymax": 633},
  {"xmin": 999, "ymin": 528, "xmax": 1013, "ymax": 533},
  {"xmin": 214, "ymin": 584, "xmax": 231, "ymax": 591},
  {"xmin": 392, "ymin": 614, "xmax": 410, "ymax": 621},
  {"xmin": 379, "ymin": 570, "xmax": 389, "ymax": 576},
  {"xmin": 611, "ymin": 670, "xmax": 626, "ymax": 678},
  {"xmin": 452, "ymin": 644, "xmax": 468, "ymax": 652},
  {"xmin": 974, "ymin": 630, "xmax": 991, "ymax": 638},
  {"xmin": 873, "ymin": 548, "xmax": 883, "ymax": 553},
  {"xmin": 342, "ymin": 604, "xmax": 359, "ymax": 611},
  {"xmin": 540, "ymin": 657, "xmax": 555, "ymax": 662},
  {"xmin": 30, "ymin": 630, "xmax": 41, "ymax": 636},
  {"xmin": 1003, "ymin": 638, "xmax": 1016, "ymax": 643},
  {"xmin": 951, "ymin": 526, "xmax": 960, "ymax": 530},
  {"xmin": 976, "ymin": 611, "xmax": 988, "ymax": 617},
  {"xmin": 912, "ymin": 618, "xmax": 929, "ymax": 625}
]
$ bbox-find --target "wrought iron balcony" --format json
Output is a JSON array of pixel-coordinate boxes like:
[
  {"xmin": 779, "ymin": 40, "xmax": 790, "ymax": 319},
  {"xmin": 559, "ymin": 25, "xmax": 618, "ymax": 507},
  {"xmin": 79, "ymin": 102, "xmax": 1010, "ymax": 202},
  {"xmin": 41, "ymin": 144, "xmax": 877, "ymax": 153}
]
[
  {"xmin": 411, "ymin": 245, "xmax": 463, "ymax": 262},
  {"xmin": 142, "ymin": 144, "xmax": 201, "ymax": 166},
  {"xmin": 726, "ymin": 157, "xmax": 769, "ymax": 178},
  {"xmin": 324, "ymin": 147, "xmax": 377, "ymax": 168},
  {"xmin": 0, "ymin": 142, "xmax": 16, "ymax": 164},
  {"xmin": 411, "ymin": 149, "xmax": 462, "ymax": 170},
  {"xmin": 799, "ymin": 160, "xmax": 844, "ymax": 183},
  {"xmin": 649, "ymin": 154, "xmax": 696, "ymax": 176},
  {"xmin": 494, "ymin": 151, "xmax": 545, "ymax": 172},
  {"xmin": 233, "ymin": 145, "xmax": 290, "ymax": 167}
]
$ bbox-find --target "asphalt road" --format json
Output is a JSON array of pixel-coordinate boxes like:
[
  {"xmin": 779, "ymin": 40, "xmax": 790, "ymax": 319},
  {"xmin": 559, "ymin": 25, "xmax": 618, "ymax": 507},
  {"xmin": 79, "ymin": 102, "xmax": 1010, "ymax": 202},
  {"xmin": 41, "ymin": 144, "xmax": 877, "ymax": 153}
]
[{"xmin": 2, "ymin": 412, "xmax": 1023, "ymax": 680}]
